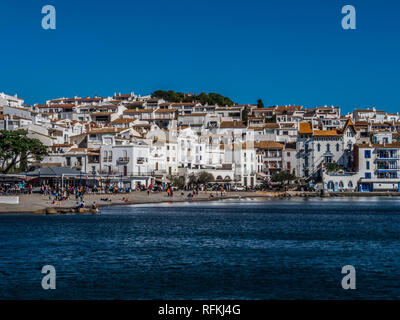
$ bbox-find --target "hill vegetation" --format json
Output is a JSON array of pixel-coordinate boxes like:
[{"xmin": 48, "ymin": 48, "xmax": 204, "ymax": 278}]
[{"xmin": 152, "ymin": 90, "xmax": 234, "ymax": 106}]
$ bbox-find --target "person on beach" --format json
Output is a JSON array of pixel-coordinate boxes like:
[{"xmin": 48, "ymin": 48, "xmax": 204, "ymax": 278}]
[{"xmin": 91, "ymin": 201, "xmax": 99, "ymax": 213}]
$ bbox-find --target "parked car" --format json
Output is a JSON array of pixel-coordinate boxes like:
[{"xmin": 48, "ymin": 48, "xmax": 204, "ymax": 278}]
[{"xmin": 232, "ymin": 185, "xmax": 246, "ymax": 191}]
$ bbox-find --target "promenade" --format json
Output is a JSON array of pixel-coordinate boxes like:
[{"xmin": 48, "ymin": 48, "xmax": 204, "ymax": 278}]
[{"xmin": 0, "ymin": 191, "xmax": 284, "ymax": 214}]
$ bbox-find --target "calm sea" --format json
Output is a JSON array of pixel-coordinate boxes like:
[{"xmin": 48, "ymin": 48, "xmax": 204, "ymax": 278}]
[{"xmin": 1, "ymin": 198, "xmax": 400, "ymax": 299}]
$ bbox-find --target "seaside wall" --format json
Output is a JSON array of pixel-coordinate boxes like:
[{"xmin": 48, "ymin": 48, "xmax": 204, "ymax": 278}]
[{"xmin": 0, "ymin": 196, "xmax": 19, "ymax": 204}]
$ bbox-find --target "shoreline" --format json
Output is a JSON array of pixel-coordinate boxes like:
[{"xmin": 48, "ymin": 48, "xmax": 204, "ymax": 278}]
[
  {"xmin": 0, "ymin": 191, "xmax": 277, "ymax": 215},
  {"xmin": 1, "ymin": 190, "xmax": 400, "ymax": 215}
]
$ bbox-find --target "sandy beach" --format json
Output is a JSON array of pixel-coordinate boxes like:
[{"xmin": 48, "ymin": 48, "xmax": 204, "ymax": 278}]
[{"xmin": 0, "ymin": 191, "xmax": 289, "ymax": 214}]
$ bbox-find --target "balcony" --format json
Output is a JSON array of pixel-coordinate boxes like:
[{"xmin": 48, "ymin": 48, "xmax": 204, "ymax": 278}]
[
  {"xmin": 376, "ymin": 153, "xmax": 399, "ymax": 160},
  {"xmin": 88, "ymin": 157, "xmax": 100, "ymax": 164},
  {"xmin": 152, "ymin": 170, "xmax": 167, "ymax": 176},
  {"xmin": 117, "ymin": 157, "xmax": 130, "ymax": 164}
]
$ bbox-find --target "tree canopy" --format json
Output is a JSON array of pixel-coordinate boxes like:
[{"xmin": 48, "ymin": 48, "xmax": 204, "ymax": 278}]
[
  {"xmin": 271, "ymin": 171, "xmax": 297, "ymax": 184},
  {"xmin": 257, "ymin": 99, "xmax": 264, "ymax": 108},
  {"xmin": 326, "ymin": 162, "xmax": 344, "ymax": 173},
  {"xmin": 171, "ymin": 176, "xmax": 185, "ymax": 189},
  {"xmin": 0, "ymin": 130, "xmax": 48, "ymax": 174},
  {"xmin": 187, "ymin": 171, "xmax": 214, "ymax": 185},
  {"xmin": 152, "ymin": 90, "xmax": 234, "ymax": 106}
]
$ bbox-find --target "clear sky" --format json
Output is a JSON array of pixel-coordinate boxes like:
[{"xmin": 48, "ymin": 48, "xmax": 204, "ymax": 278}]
[{"xmin": 1, "ymin": 0, "xmax": 399, "ymax": 113}]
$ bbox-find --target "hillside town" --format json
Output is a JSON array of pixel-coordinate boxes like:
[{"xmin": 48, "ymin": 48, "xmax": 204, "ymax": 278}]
[{"xmin": 1, "ymin": 90, "xmax": 400, "ymax": 193}]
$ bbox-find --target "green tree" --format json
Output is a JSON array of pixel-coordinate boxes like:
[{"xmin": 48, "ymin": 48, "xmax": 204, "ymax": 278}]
[
  {"xmin": 188, "ymin": 174, "xmax": 198, "ymax": 185},
  {"xmin": 257, "ymin": 99, "xmax": 264, "ymax": 108},
  {"xmin": 151, "ymin": 90, "xmax": 234, "ymax": 106},
  {"xmin": 242, "ymin": 107, "xmax": 249, "ymax": 125},
  {"xmin": 326, "ymin": 162, "xmax": 344, "ymax": 173},
  {"xmin": 197, "ymin": 172, "xmax": 214, "ymax": 184},
  {"xmin": 0, "ymin": 130, "xmax": 48, "ymax": 174},
  {"xmin": 171, "ymin": 176, "xmax": 186, "ymax": 189},
  {"xmin": 271, "ymin": 171, "xmax": 296, "ymax": 184},
  {"xmin": 265, "ymin": 114, "xmax": 276, "ymax": 123}
]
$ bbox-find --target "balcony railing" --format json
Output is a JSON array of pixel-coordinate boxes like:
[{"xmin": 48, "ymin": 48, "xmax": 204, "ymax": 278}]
[{"xmin": 117, "ymin": 157, "xmax": 130, "ymax": 164}]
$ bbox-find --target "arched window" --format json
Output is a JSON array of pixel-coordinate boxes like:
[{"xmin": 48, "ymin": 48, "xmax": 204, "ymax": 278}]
[
  {"xmin": 339, "ymin": 181, "xmax": 344, "ymax": 188},
  {"xmin": 327, "ymin": 181, "xmax": 334, "ymax": 190},
  {"xmin": 216, "ymin": 175, "xmax": 223, "ymax": 181},
  {"xmin": 348, "ymin": 181, "xmax": 353, "ymax": 188},
  {"xmin": 326, "ymin": 144, "xmax": 330, "ymax": 152},
  {"xmin": 103, "ymin": 150, "xmax": 108, "ymax": 162}
]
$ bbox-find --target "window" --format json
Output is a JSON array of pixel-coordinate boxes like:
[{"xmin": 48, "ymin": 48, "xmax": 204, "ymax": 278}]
[
  {"xmin": 365, "ymin": 172, "xmax": 371, "ymax": 179},
  {"xmin": 348, "ymin": 181, "xmax": 353, "ymax": 188},
  {"xmin": 317, "ymin": 144, "xmax": 321, "ymax": 152},
  {"xmin": 326, "ymin": 144, "xmax": 330, "ymax": 152},
  {"xmin": 287, "ymin": 152, "xmax": 290, "ymax": 157},
  {"xmin": 324, "ymin": 156, "xmax": 333, "ymax": 163},
  {"xmin": 365, "ymin": 150, "xmax": 371, "ymax": 158},
  {"xmin": 339, "ymin": 181, "xmax": 344, "ymax": 188},
  {"xmin": 366, "ymin": 161, "xmax": 370, "ymax": 170},
  {"xmin": 336, "ymin": 143, "xmax": 340, "ymax": 152}
]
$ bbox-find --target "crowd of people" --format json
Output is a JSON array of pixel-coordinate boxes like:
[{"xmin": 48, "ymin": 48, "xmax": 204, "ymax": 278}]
[
  {"xmin": 0, "ymin": 183, "xmax": 31, "ymax": 195},
  {"xmin": 1, "ymin": 180, "xmax": 237, "ymax": 212}
]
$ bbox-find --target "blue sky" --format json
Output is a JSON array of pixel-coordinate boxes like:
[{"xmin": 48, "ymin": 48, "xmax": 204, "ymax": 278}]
[{"xmin": 1, "ymin": 0, "xmax": 399, "ymax": 113}]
